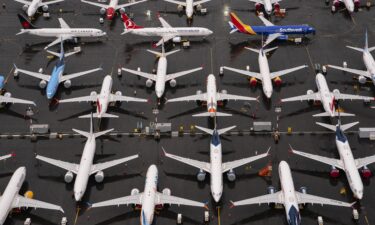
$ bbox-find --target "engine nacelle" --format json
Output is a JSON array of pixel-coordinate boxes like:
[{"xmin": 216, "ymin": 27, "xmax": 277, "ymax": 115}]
[
  {"xmin": 172, "ymin": 37, "xmax": 182, "ymax": 43},
  {"xmin": 299, "ymin": 186, "xmax": 307, "ymax": 194},
  {"xmin": 196, "ymin": 4, "xmax": 202, "ymax": 10},
  {"xmin": 4, "ymin": 92, "xmax": 11, "ymax": 98},
  {"xmin": 42, "ymin": 5, "xmax": 48, "ymax": 12},
  {"xmin": 274, "ymin": 3, "xmax": 280, "ymax": 12},
  {"xmin": 39, "ymin": 80, "xmax": 47, "ymax": 89},
  {"xmin": 197, "ymin": 169, "xmax": 206, "ymax": 181},
  {"xmin": 23, "ymin": 4, "xmax": 29, "ymax": 11},
  {"xmin": 64, "ymin": 80, "xmax": 71, "ymax": 88},
  {"xmin": 64, "ymin": 171, "xmax": 74, "ymax": 183},
  {"xmin": 95, "ymin": 171, "xmax": 104, "ymax": 183},
  {"xmin": 250, "ymin": 77, "xmax": 257, "ymax": 87},
  {"xmin": 221, "ymin": 89, "xmax": 228, "ymax": 94},
  {"xmin": 267, "ymin": 186, "xmax": 276, "ymax": 194},
  {"xmin": 333, "ymin": 0, "xmax": 340, "ymax": 8},
  {"xmin": 277, "ymin": 35, "xmax": 289, "ymax": 41},
  {"xmin": 100, "ymin": 7, "xmax": 106, "ymax": 15},
  {"xmin": 354, "ymin": 0, "xmax": 360, "ymax": 8},
  {"xmin": 333, "ymin": 89, "xmax": 340, "ymax": 94},
  {"xmin": 358, "ymin": 75, "xmax": 367, "ymax": 84},
  {"xmin": 119, "ymin": 7, "xmax": 126, "ymax": 14},
  {"xmin": 162, "ymin": 188, "xmax": 171, "ymax": 196},
  {"xmin": 90, "ymin": 91, "xmax": 97, "ymax": 96},
  {"xmin": 330, "ymin": 166, "xmax": 340, "ymax": 178},
  {"xmin": 177, "ymin": 4, "xmax": 184, "ymax": 12},
  {"xmin": 196, "ymin": 90, "xmax": 202, "ymax": 95},
  {"xmin": 131, "ymin": 188, "xmax": 140, "ymax": 195},
  {"xmin": 115, "ymin": 91, "xmax": 122, "ymax": 96},
  {"xmin": 169, "ymin": 79, "xmax": 177, "ymax": 87},
  {"xmin": 273, "ymin": 76, "xmax": 282, "ymax": 86},
  {"xmin": 307, "ymin": 89, "xmax": 314, "ymax": 95},
  {"xmin": 255, "ymin": 3, "xmax": 262, "ymax": 11},
  {"xmin": 146, "ymin": 79, "xmax": 153, "ymax": 87},
  {"xmin": 361, "ymin": 166, "xmax": 372, "ymax": 178},
  {"xmin": 227, "ymin": 169, "xmax": 236, "ymax": 182}
]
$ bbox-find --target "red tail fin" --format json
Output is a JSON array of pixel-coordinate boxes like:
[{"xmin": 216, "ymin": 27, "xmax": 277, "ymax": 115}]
[
  {"xmin": 17, "ymin": 14, "xmax": 37, "ymax": 29},
  {"xmin": 121, "ymin": 13, "xmax": 143, "ymax": 29}
]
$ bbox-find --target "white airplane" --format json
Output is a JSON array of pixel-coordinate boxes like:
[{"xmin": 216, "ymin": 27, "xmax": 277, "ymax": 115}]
[
  {"xmin": 14, "ymin": 0, "xmax": 64, "ymax": 17},
  {"xmin": 231, "ymin": 161, "xmax": 354, "ymax": 225},
  {"xmin": 162, "ymin": 0, "xmax": 211, "ymax": 19},
  {"xmin": 0, "ymin": 167, "xmax": 64, "ymax": 225},
  {"xmin": 16, "ymin": 14, "xmax": 107, "ymax": 49},
  {"xmin": 163, "ymin": 125, "xmax": 269, "ymax": 202},
  {"xmin": 59, "ymin": 75, "xmax": 148, "ymax": 118},
  {"xmin": 249, "ymin": 0, "xmax": 282, "ymax": 15},
  {"xmin": 328, "ymin": 32, "xmax": 375, "ymax": 86},
  {"xmin": 166, "ymin": 74, "xmax": 258, "ymax": 117},
  {"xmin": 290, "ymin": 120, "xmax": 375, "ymax": 199},
  {"xmin": 91, "ymin": 165, "xmax": 206, "ymax": 225},
  {"xmin": 223, "ymin": 47, "xmax": 308, "ymax": 99},
  {"xmin": 35, "ymin": 115, "xmax": 139, "ymax": 201},
  {"xmin": 81, "ymin": 0, "xmax": 148, "ymax": 20},
  {"xmin": 121, "ymin": 13, "xmax": 213, "ymax": 47},
  {"xmin": 0, "ymin": 93, "xmax": 35, "ymax": 106},
  {"xmin": 122, "ymin": 44, "xmax": 202, "ymax": 99},
  {"xmin": 331, "ymin": 0, "xmax": 359, "ymax": 13},
  {"xmin": 281, "ymin": 73, "xmax": 374, "ymax": 117}
]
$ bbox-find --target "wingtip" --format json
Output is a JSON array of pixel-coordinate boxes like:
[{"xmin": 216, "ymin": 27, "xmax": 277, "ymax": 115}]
[
  {"xmin": 266, "ymin": 146, "xmax": 271, "ymax": 155},
  {"xmin": 229, "ymin": 201, "xmax": 235, "ymax": 209},
  {"xmin": 288, "ymin": 144, "xmax": 294, "ymax": 154}
]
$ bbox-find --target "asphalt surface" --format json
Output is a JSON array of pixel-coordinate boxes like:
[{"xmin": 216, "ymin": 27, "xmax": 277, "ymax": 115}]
[{"xmin": 0, "ymin": 0, "xmax": 375, "ymax": 225}]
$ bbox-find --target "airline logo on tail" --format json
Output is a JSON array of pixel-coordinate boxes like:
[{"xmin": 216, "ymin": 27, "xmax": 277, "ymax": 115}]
[
  {"xmin": 121, "ymin": 14, "xmax": 143, "ymax": 30},
  {"xmin": 229, "ymin": 13, "xmax": 256, "ymax": 35},
  {"xmin": 17, "ymin": 14, "xmax": 37, "ymax": 29}
]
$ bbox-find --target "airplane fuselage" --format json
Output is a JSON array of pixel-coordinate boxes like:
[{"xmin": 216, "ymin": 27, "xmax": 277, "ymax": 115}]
[
  {"xmin": 24, "ymin": 28, "xmax": 106, "ymax": 38},
  {"xmin": 206, "ymin": 74, "xmax": 218, "ymax": 117},
  {"xmin": 46, "ymin": 59, "xmax": 65, "ymax": 99},
  {"xmin": 155, "ymin": 56, "xmax": 167, "ymax": 98},
  {"xmin": 341, "ymin": 0, "xmax": 355, "ymax": 12},
  {"xmin": 129, "ymin": 27, "xmax": 212, "ymax": 38},
  {"xmin": 140, "ymin": 165, "xmax": 158, "ymax": 225},
  {"xmin": 363, "ymin": 50, "xmax": 375, "ymax": 85},
  {"xmin": 186, "ymin": 0, "xmax": 194, "ymax": 18},
  {"xmin": 315, "ymin": 73, "xmax": 336, "ymax": 117},
  {"xmin": 107, "ymin": 0, "xmax": 119, "ymax": 19},
  {"xmin": 209, "ymin": 132, "xmax": 223, "ymax": 202},
  {"xmin": 27, "ymin": 0, "xmax": 41, "ymax": 17},
  {"xmin": 96, "ymin": 75, "xmax": 113, "ymax": 117},
  {"xmin": 263, "ymin": 0, "xmax": 273, "ymax": 14},
  {"xmin": 250, "ymin": 25, "xmax": 315, "ymax": 36},
  {"xmin": 258, "ymin": 51, "xmax": 273, "ymax": 98}
]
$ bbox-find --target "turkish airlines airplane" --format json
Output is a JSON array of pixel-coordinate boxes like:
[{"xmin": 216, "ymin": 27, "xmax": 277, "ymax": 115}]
[
  {"xmin": 231, "ymin": 161, "xmax": 354, "ymax": 225},
  {"xmin": 223, "ymin": 47, "xmax": 307, "ymax": 98},
  {"xmin": 281, "ymin": 73, "xmax": 373, "ymax": 117},
  {"xmin": 14, "ymin": 0, "xmax": 64, "ymax": 17},
  {"xmin": 91, "ymin": 165, "xmax": 206, "ymax": 225},
  {"xmin": 166, "ymin": 74, "xmax": 258, "ymax": 117},
  {"xmin": 81, "ymin": 0, "xmax": 148, "ymax": 20},
  {"xmin": 162, "ymin": 0, "xmax": 211, "ymax": 19}
]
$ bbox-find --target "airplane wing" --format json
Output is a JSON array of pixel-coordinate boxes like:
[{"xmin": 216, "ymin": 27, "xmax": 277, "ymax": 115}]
[
  {"xmin": 291, "ymin": 148, "xmax": 344, "ymax": 170},
  {"xmin": 90, "ymin": 154, "xmax": 139, "ymax": 175},
  {"xmin": 258, "ymin": 15, "xmax": 274, "ymax": 26},
  {"xmin": 216, "ymin": 92, "xmax": 257, "ymax": 102},
  {"xmin": 296, "ymin": 192, "xmax": 353, "ymax": 207},
  {"xmin": 15, "ymin": 67, "xmax": 50, "ymax": 82},
  {"xmin": 270, "ymin": 0, "xmax": 281, "ymax": 3},
  {"xmin": 59, "ymin": 68, "xmax": 102, "ymax": 83},
  {"xmin": 163, "ymin": 0, "xmax": 187, "ymax": 6},
  {"xmin": 163, "ymin": 149, "xmax": 211, "ymax": 173},
  {"xmin": 59, "ymin": 95, "xmax": 97, "ymax": 103},
  {"xmin": 12, "ymin": 195, "xmax": 64, "ymax": 212},
  {"xmin": 193, "ymin": 0, "xmax": 211, "ymax": 6},
  {"xmin": 166, "ymin": 67, "xmax": 203, "ymax": 81},
  {"xmin": 0, "ymin": 154, "xmax": 12, "ymax": 161},
  {"xmin": 45, "ymin": 35, "xmax": 73, "ymax": 49},
  {"xmin": 159, "ymin": 17, "xmax": 172, "ymax": 28},
  {"xmin": 167, "ymin": 93, "xmax": 207, "ymax": 103},
  {"xmin": 0, "ymin": 95, "xmax": 35, "ymax": 105},
  {"xmin": 36, "ymin": 155, "xmax": 79, "ymax": 174},
  {"xmin": 81, "ymin": 0, "xmax": 109, "ymax": 8},
  {"xmin": 264, "ymin": 33, "xmax": 282, "ymax": 47},
  {"xmin": 222, "ymin": 66, "xmax": 262, "ymax": 80},
  {"xmin": 110, "ymin": 94, "xmax": 148, "ymax": 103},
  {"xmin": 14, "ymin": 0, "xmax": 31, "ymax": 5},
  {"xmin": 327, "ymin": 65, "xmax": 370, "ymax": 79},
  {"xmin": 116, "ymin": 0, "xmax": 148, "ymax": 9},
  {"xmin": 155, "ymin": 192, "xmax": 205, "ymax": 207},
  {"xmin": 42, "ymin": 0, "xmax": 65, "ymax": 5},
  {"xmin": 154, "ymin": 35, "xmax": 176, "ymax": 47},
  {"xmin": 270, "ymin": 65, "xmax": 308, "ymax": 79},
  {"xmin": 333, "ymin": 93, "xmax": 373, "ymax": 101},
  {"xmin": 222, "ymin": 149, "xmax": 269, "ymax": 173},
  {"xmin": 91, "ymin": 194, "xmax": 143, "ymax": 208},
  {"xmin": 281, "ymin": 92, "xmax": 321, "ymax": 102},
  {"xmin": 58, "ymin": 18, "xmax": 70, "ymax": 29},
  {"xmin": 122, "ymin": 68, "xmax": 156, "ymax": 81},
  {"xmin": 248, "ymin": 0, "xmax": 263, "ymax": 3},
  {"xmin": 355, "ymin": 155, "xmax": 375, "ymax": 169},
  {"xmin": 232, "ymin": 191, "xmax": 284, "ymax": 206}
]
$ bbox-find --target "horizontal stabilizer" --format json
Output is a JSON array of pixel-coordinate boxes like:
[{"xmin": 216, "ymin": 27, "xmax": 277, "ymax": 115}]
[
  {"xmin": 312, "ymin": 111, "xmax": 355, "ymax": 117},
  {"xmin": 192, "ymin": 111, "xmax": 232, "ymax": 117},
  {"xmin": 79, "ymin": 113, "xmax": 119, "ymax": 118}
]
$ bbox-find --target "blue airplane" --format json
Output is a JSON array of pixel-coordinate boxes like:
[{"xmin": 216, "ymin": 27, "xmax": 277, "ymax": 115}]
[
  {"xmin": 229, "ymin": 12, "xmax": 316, "ymax": 47},
  {"xmin": 14, "ymin": 41, "xmax": 102, "ymax": 100}
]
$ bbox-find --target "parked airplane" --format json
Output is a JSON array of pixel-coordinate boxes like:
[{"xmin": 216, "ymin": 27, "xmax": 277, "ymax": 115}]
[
  {"xmin": 59, "ymin": 75, "xmax": 147, "ymax": 118},
  {"xmin": 16, "ymin": 14, "xmax": 107, "ymax": 49},
  {"xmin": 14, "ymin": 41, "xmax": 102, "ymax": 100},
  {"xmin": 281, "ymin": 73, "xmax": 373, "ymax": 117},
  {"xmin": 228, "ymin": 12, "xmax": 315, "ymax": 47},
  {"xmin": 331, "ymin": 0, "xmax": 359, "ymax": 13},
  {"xmin": 35, "ymin": 115, "xmax": 138, "ymax": 201},
  {"xmin": 0, "ymin": 167, "xmax": 64, "ymax": 225},
  {"xmin": 223, "ymin": 47, "xmax": 307, "ymax": 98},
  {"xmin": 162, "ymin": 0, "xmax": 211, "ymax": 19},
  {"xmin": 249, "ymin": 0, "xmax": 282, "ymax": 15},
  {"xmin": 231, "ymin": 161, "xmax": 353, "ymax": 225},
  {"xmin": 91, "ymin": 165, "xmax": 206, "ymax": 225},
  {"xmin": 14, "ymin": 0, "xmax": 64, "ymax": 17},
  {"xmin": 328, "ymin": 32, "xmax": 375, "ymax": 86},
  {"xmin": 81, "ymin": 0, "xmax": 148, "ymax": 20},
  {"xmin": 163, "ymin": 125, "xmax": 269, "ymax": 202},
  {"xmin": 122, "ymin": 44, "xmax": 202, "ymax": 100},
  {"xmin": 166, "ymin": 74, "xmax": 257, "ymax": 117},
  {"xmin": 290, "ymin": 120, "xmax": 375, "ymax": 199},
  {"xmin": 121, "ymin": 13, "xmax": 213, "ymax": 47}
]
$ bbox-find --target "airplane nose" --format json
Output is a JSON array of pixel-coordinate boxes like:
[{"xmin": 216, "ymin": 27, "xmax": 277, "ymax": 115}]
[
  {"xmin": 213, "ymin": 193, "xmax": 221, "ymax": 202},
  {"xmin": 47, "ymin": 93, "xmax": 53, "ymax": 100},
  {"xmin": 265, "ymin": 92, "xmax": 272, "ymax": 99},
  {"xmin": 156, "ymin": 91, "xmax": 163, "ymax": 98},
  {"xmin": 74, "ymin": 192, "xmax": 82, "ymax": 201}
]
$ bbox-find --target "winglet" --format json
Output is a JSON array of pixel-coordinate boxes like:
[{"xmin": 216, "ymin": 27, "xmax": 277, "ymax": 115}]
[{"xmin": 229, "ymin": 201, "xmax": 235, "ymax": 209}]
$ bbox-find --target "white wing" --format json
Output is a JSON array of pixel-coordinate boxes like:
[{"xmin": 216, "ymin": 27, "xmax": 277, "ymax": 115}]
[
  {"xmin": 291, "ymin": 149, "xmax": 344, "ymax": 170},
  {"xmin": 281, "ymin": 92, "xmax": 321, "ymax": 102},
  {"xmin": 355, "ymin": 155, "xmax": 375, "ymax": 169},
  {"xmin": 91, "ymin": 194, "xmax": 143, "ymax": 208},
  {"xmin": 270, "ymin": 0, "xmax": 281, "ymax": 3},
  {"xmin": 0, "ymin": 154, "xmax": 12, "ymax": 161},
  {"xmin": 59, "ymin": 68, "xmax": 102, "ymax": 82},
  {"xmin": 248, "ymin": 0, "xmax": 263, "ymax": 3},
  {"xmin": 42, "ymin": 0, "xmax": 65, "ymax": 6},
  {"xmin": 193, "ymin": 0, "xmax": 211, "ymax": 5},
  {"xmin": 154, "ymin": 35, "xmax": 176, "ymax": 47},
  {"xmin": 122, "ymin": 68, "xmax": 156, "ymax": 81},
  {"xmin": 296, "ymin": 192, "xmax": 353, "ymax": 207},
  {"xmin": 216, "ymin": 93, "xmax": 257, "ymax": 102},
  {"xmin": 110, "ymin": 94, "xmax": 148, "ymax": 103},
  {"xmin": 44, "ymin": 35, "xmax": 73, "ymax": 49},
  {"xmin": 59, "ymin": 95, "xmax": 97, "ymax": 103},
  {"xmin": 163, "ymin": 0, "xmax": 187, "ymax": 6},
  {"xmin": 15, "ymin": 67, "xmax": 50, "ymax": 82},
  {"xmin": 222, "ymin": 66, "xmax": 262, "ymax": 80},
  {"xmin": 155, "ymin": 192, "xmax": 205, "ymax": 207},
  {"xmin": 222, "ymin": 150, "xmax": 269, "ymax": 173},
  {"xmin": 166, "ymin": 67, "xmax": 203, "ymax": 81},
  {"xmin": 258, "ymin": 15, "xmax": 274, "ymax": 26},
  {"xmin": 333, "ymin": 92, "xmax": 374, "ymax": 101},
  {"xmin": 14, "ymin": 0, "xmax": 31, "ymax": 5},
  {"xmin": 270, "ymin": 65, "xmax": 308, "ymax": 79},
  {"xmin": 12, "ymin": 195, "xmax": 64, "ymax": 212},
  {"xmin": 158, "ymin": 17, "xmax": 172, "ymax": 28},
  {"xmin": 264, "ymin": 33, "xmax": 282, "ymax": 47},
  {"xmin": 90, "ymin": 154, "xmax": 139, "ymax": 175},
  {"xmin": 0, "ymin": 95, "xmax": 35, "ymax": 105},
  {"xmin": 116, "ymin": 0, "xmax": 148, "ymax": 9},
  {"xmin": 232, "ymin": 191, "xmax": 284, "ymax": 206},
  {"xmin": 81, "ymin": 0, "xmax": 109, "ymax": 8},
  {"xmin": 58, "ymin": 18, "xmax": 70, "ymax": 29},
  {"xmin": 167, "ymin": 93, "xmax": 207, "ymax": 103},
  {"xmin": 327, "ymin": 65, "xmax": 370, "ymax": 79},
  {"xmin": 36, "ymin": 155, "xmax": 79, "ymax": 174},
  {"xmin": 163, "ymin": 149, "xmax": 211, "ymax": 173}
]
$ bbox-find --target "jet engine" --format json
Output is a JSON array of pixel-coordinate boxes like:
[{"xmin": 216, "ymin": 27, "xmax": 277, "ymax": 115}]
[
  {"xmin": 307, "ymin": 89, "xmax": 314, "ymax": 95},
  {"xmin": 227, "ymin": 169, "xmax": 236, "ymax": 182},
  {"xmin": 333, "ymin": 89, "xmax": 340, "ymax": 94},
  {"xmin": 354, "ymin": 0, "xmax": 360, "ymax": 8},
  {"xmin": 172, "ymin": 37, "xmax": 182, "ymax": 43},
  {"xmin": 4, "ymin": 92, "xmax": 11, "ymax": 98},
  {"xmin": 358, "ymin": 75, "xmax": 367, "ymax": 84},
  {"xmin": 115, "ymin": 91, "xmax": 122, "ymax": 96},
  {"xmin": 255, "ymin": 3, "xmax": 262, "ymax": 11},
  {"xmin": 249, "ymin": 77, "xmax": 257, "ymax": 86},
  {"xmin": 274, "ymin": 3, "xmax": 280, "ymax": 12},
  {"xmin": 90, "ymin": 91, "xmax": 97, "ymax": 96},
  {"xmin": 64, "ymin": 80, "xmax": 72, "ymax": 88},
  {"xmin": 196, "ymin": 4, "xmax": 202, "ymax": 11},
  {"xmin": 119, "ymin": 7, "xmax": 126, "ymax": 14},
  {"xmin": 267, "ymin": 186, "xmax": 276, "ymax": 194},
  {"xmin": 162, "ymin": 188, "xmax": 171, "ymax": 196},
  {"xmin": 273, "ymin": 76, "xmax": 282, "ymax": 86},
  {"xmin": 169, "ymin": 79, "xmax": 177, "ymax": 87},
  {"xmin": 299, "ymin": 186, "xmax": 307, "ymax": 194},
  {"xmin": 146, "ymin": 79, "xmax": 153, "ymax": 87},
  {"xmin": 39, "ymin": 80, "xmax": 47, "ymax": 89},
  {"xmin": 330, "ymin": 165, "xmax": 340, "ymax": 178},
  {"xmin": 361, "ymin": 166, "xmax": 372, "ymax": 178},
  {"xmin": 333, "ymin": 0, "xmax": 340, "ymax": 8},
  {"xmin": 177, "ymin": 4, "xmax": 184, "ymax": 12},
  {"xmin": 95, "ymin": 171, "xmax": 104, "ymax": 183},
  {"xmin": 221, "ymin": 89, "xmax": 228, "ymax": 94},
  {"xmin": 197, "ymin": 169, "xmax": 206, "ymax": 181},
  {"xmin": 64, "ymin": 171, "xmax": 74, "ymax": 183},
  {"xmin": 196, "ymin": 90, "xmax": 203, "ymax": 106},
  {"xmin": 131, "ymin": 188, "xmax": 140, "ymax": 195},
  {"xmin": 100, "ymin": 8, "xmax": 106, "ymax": 15},
  {"xmin": 277, "ymin": 35, "xmax": 288, "ymax": 41},
  {"xmin": 23, "ymin": 4, "xmax": 29, "ymax": 11},
  {"xmin": 42, "ymin": 5, "xmax": 49, "ymax": 12}
]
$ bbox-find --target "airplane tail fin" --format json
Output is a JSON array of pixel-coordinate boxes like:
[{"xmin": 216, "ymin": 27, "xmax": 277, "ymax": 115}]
[
  {"xmin": 316, "ymin": 121, "xmax": 358, "ymax": 132},
  {"xmin": 121, "ymin": 13, "xmax": 143, "ymax": 30},
  {"xmin": 195, "ymin": 125, "xmax": 236, "ymax": 135},
  {"xmin": 79, "ymin": 113, "xmax": 119, "ymax": 118},
  {"xmin": 17, "ymin": 14, "xmax": 37, "ymax": 29},
  {"xmin": 312, "ymin": 111, "xmax": 355, "ymax": 117},
  {"xmin": 192, "ymin": 111, "xmax": 232, "ymax": 117},
  {"xmin": 229, "ymin": 12, "xmax": 254, "ymax": 35}
]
